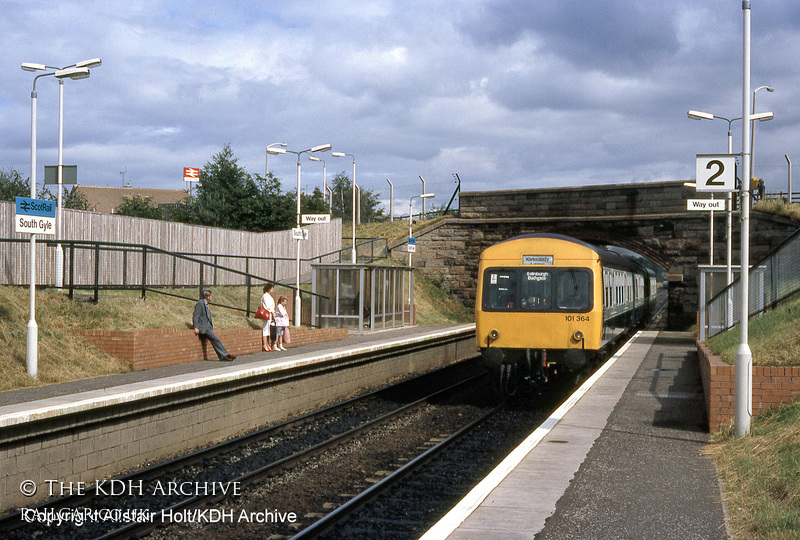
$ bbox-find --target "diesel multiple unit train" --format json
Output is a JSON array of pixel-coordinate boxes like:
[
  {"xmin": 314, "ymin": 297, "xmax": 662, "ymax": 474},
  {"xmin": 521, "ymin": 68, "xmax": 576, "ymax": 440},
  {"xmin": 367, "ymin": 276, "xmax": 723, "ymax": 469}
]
[{"xmin": 475, "ymin": 233, "xmax": 658, "ymax": 395}]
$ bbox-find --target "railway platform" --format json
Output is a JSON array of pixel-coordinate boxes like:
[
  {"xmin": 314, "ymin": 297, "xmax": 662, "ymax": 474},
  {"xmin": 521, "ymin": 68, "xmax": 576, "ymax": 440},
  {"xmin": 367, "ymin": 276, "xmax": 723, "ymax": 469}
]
[
  {"xmin": 0, "ymin": 323, "xmax": 476, "ymax": 512},
  {"xmin": 424, "ymin": 330, "xmax": 729, "ymax": 539}
]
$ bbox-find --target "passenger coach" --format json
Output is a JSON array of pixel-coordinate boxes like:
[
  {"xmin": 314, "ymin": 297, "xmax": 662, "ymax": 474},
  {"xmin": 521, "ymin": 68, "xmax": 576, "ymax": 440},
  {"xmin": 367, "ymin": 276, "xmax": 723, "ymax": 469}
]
[{"xmin": 475, "ymin": 233, "xmax": 655, "ymax": 395}]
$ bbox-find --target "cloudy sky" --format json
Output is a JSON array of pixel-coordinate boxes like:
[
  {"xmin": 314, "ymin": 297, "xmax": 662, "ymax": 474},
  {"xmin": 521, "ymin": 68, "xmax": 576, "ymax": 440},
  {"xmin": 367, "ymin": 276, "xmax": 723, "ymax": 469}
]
[{"xmin": 1, "ymin": 1, "xmax": 799, "ymax": 216}]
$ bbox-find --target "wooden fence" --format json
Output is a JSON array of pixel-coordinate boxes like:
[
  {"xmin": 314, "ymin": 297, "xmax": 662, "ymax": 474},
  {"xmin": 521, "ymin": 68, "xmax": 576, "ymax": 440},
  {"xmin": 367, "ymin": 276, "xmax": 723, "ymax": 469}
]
[{"xmin": 1, "ymin": 200, "xmax": 341, "ymax": 287}]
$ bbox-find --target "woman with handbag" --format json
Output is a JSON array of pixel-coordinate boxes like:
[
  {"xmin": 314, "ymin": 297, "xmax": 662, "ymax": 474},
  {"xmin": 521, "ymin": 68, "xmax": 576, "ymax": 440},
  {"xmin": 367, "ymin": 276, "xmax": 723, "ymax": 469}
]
[{"xmin": 258, "ymin": 284, "xmax": 276, "ymax": 351}]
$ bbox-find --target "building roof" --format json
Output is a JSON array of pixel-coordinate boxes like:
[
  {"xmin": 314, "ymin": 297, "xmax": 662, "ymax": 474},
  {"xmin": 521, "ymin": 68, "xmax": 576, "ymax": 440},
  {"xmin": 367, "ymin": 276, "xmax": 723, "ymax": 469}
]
[{"xmin": 71, "ymin": 185, "xmax": 189, "ymax": 214}]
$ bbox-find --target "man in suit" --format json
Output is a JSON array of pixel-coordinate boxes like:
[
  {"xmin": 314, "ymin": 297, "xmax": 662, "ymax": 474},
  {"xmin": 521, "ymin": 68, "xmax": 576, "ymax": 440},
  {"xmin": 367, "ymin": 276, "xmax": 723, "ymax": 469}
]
[{"xmin": 193, "ymin": 290, "xmax": 236, "ymax": 361}]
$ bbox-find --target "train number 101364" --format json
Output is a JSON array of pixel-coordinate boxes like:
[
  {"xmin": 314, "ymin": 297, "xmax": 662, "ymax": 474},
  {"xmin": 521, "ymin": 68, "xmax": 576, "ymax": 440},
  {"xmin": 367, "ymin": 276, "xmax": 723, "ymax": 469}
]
[{"xmin": 564, "ymin": 315, "xmax": 590, "ymax": 322}]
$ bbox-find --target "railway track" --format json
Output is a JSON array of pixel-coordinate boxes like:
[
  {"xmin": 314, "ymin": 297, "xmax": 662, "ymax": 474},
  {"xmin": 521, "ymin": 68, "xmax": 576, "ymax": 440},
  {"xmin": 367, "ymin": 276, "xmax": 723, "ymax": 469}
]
[{"xmin": 0, "ymin": 361, "xmax": 488, "ymax": 540}]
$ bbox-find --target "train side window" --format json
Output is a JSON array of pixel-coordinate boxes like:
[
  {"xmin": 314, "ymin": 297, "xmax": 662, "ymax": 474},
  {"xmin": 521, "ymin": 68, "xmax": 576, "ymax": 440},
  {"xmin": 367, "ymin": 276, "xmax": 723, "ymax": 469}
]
[
  {"xmin": 520, "ymin": 270, "xmax": 552, "ymax": 311},
  {"xmin": 482, "ymin": 270, "xmax": 518, "ymax": 310},
  {"xmin": 556, "ymin": 269, "xmax": 591, "ymax": 311}
]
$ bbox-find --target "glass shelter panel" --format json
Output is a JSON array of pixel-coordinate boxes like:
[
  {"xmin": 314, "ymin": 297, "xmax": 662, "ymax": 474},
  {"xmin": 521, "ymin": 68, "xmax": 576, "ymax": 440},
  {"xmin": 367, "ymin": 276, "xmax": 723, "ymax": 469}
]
[{"xmin": 312, "ymin": 264, "xmax": 414, "ymax": 332}]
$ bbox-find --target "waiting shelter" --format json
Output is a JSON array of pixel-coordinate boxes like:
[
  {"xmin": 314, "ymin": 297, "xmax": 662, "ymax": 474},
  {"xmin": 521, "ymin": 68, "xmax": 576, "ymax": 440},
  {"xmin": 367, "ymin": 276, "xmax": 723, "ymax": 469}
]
[{"xmin": 311, "ymin": 263, "xmax": 415, "ymax": 331}]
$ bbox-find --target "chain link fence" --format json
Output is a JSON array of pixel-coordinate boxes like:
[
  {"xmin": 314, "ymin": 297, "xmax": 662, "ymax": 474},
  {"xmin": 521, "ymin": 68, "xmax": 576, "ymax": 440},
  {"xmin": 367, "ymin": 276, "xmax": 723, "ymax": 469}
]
[{"xmin": 707, "ymin": 227, "xmax": 800, "ymax": 338}]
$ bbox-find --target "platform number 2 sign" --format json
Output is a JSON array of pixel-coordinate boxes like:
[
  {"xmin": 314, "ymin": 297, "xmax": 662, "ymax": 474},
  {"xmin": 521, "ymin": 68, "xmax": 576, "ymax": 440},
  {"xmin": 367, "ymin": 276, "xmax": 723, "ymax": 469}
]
[{"xmin": 695, "ymin": 154, "xmax": 736, "ymax": 192}]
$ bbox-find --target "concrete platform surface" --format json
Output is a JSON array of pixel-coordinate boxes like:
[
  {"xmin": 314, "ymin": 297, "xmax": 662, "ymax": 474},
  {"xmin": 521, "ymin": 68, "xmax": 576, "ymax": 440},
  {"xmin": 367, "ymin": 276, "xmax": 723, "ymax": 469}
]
[{"xmin": 423, "ymin": 331, "xmax": 729, "ymax": 540}]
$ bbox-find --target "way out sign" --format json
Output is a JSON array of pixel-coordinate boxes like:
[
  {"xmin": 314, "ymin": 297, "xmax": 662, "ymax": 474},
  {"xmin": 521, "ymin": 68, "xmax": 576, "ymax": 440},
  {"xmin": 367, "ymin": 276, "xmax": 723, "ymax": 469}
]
[
  {"xmin": 687, "ymin": 199, "xmax": 725, "ymax": 211},
  {"xmin": 696, "ymin": 155, "xmax": 736, "ymax": 192},
  {"xmin": 301, "ymin": 214, "xmax": 330, "ymax": 224}
]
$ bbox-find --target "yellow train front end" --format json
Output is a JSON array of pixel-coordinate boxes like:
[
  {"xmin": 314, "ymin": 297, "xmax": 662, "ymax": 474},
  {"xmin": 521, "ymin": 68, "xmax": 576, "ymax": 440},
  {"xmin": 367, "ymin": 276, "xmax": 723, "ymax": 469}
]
[{"xmin": 475, "ymin": 234, "xmax": 605, "ymax": 394}]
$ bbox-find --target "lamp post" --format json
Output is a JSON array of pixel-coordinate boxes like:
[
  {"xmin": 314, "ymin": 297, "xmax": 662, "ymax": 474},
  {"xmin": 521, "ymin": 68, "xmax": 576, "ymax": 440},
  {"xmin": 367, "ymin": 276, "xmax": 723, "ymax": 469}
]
[
  {"xmin": 23, "ymin": 60, "xmax": 100, "ymax": 290},
  {"xmin": 21, "ymin": 58, "xmax": 100, "ymax": 378},
  {"xmin": 749, "ymin": 85, "xmax": 774, "ymax": 192},
  {"xmin": 736, "ymin": 0, "xmax": 752, "ymax": 438},
  {"xmin": 268, "ymin": 144, "xmax": 331, "ymax": 326},
  {"xmin": 418, "ymin": 176, "xmax": 427, "ymax": 218},
  {"xmin": 265, "ymin": 142, "xmax": 287, "ymax": 178},
  {"xmin": 688, "ymin": 110, "xmax": 772, "ymax": 289},
  {"xmin": 408, "ymin": 193, "xmax": 435, "ymax": 268},
  {"xmin": 308, "ymin": 156, "xmax": 328, "ymax": 208},
  {"xmin": 386, "ymin": 179, "xmax": 394, "ymax": 221},
  {"xmin": 331, "ymin": 152, "xmax": 356, "ymax": 263}
]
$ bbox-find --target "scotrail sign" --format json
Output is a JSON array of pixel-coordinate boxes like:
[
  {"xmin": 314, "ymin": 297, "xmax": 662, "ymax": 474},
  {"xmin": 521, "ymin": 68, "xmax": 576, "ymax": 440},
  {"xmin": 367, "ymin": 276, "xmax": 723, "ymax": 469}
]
[{"xmin": 15, "ymin": 197, "xmax": 56, "ymax": 235}]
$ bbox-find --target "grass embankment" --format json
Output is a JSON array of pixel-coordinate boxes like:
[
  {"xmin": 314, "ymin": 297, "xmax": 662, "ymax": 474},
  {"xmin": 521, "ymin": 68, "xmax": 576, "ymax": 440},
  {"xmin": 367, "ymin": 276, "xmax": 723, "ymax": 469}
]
[
  {"xmin": 706, "ymin": 292, "xmax": 800, "ymax": 367},
  {"xmin": 754, "ymin": 198, "xmax": 800, "ymax": 221},
  {"xmin": 705, "ymin": 293, "xmax": 800, "ymax": 538},
  {"xmin": 0, "ymin": 229, "xmax": 472, "ymax": 393}
]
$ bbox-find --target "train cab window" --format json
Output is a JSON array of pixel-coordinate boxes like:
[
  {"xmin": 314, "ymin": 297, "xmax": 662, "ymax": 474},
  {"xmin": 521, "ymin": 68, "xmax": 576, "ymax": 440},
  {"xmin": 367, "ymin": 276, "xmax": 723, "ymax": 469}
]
[
  {"xmin": 520, "ymin": 271, "xmax": 552, "ymax": 311},
  {"xmin": 482, "ymin": 271, "xmax": 518, "ymax": 310},
  {"xmin": 556, "ymin": 269, "xmax": 591, "ymax": 311}
]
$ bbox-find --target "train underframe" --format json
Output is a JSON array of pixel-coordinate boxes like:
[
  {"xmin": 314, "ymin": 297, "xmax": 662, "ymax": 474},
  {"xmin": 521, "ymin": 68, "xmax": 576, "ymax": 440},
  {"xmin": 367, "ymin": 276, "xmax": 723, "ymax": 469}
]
[{"xmin": 480, "ymin": 340, "xmax": 622, "ymax": 398}]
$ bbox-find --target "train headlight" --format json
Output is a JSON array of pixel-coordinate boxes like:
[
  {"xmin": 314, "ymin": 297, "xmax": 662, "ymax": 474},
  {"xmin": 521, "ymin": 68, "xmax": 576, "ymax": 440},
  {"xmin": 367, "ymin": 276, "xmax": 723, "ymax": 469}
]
[
  {"xmin": 572, "ymin": 330, "xmax": 584, "ymax": 342},
  {"xmin": 489, "ymin": 329, "xmax": 499, "ymax": 341}
]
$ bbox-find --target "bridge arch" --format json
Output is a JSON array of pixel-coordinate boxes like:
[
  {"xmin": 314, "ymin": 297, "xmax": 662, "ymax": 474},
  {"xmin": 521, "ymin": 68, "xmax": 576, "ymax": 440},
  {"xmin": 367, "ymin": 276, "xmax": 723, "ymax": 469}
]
[{"xmin": 396, "ymin": 180, "xmax": 799, "ymax": 330}]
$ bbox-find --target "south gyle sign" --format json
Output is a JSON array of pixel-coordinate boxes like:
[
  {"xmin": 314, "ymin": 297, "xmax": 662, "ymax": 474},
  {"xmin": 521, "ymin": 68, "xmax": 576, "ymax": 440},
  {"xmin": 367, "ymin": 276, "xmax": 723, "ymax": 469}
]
[{"xmin": 15, "ymin": 197, "xmax": 56, "ymax": 235}]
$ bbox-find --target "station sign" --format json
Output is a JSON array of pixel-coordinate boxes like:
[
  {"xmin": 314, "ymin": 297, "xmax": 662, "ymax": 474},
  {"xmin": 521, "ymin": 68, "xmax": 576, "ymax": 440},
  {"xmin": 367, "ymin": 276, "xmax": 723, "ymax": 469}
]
[
  {"xmin": 292, "ymin": 227, "xmax": 309, "ymax": 240},
  {"xmin": 301, "ymin": 214, "xmax": 331, "ymax": 224},
  {"xmin": 407, "ymin": 237, "xmax": 416, "ymax": 253},
  {"xmin": 687, "ymin": 199, "xmax": 725, "ymax": 212},
  {"xmin": 183, "ymin": 167, "xmax": 200, "ymax": 182},
  {"xmin": 15, "ymin": 197, "xmax": 56, "ymax": 235},
  {"xmin": 695, "ymin": 154, "xmax": 736, "ymax": 192}
]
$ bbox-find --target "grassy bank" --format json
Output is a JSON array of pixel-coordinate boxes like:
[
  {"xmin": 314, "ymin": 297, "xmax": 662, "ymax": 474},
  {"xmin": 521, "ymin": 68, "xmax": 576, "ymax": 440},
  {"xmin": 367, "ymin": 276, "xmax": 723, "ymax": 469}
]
[
  {"xmin": 705, "ymin": 292, "xmax": 800, "ymax": 538},
  {"xmin": 706, "ymin": 292, "xmax": 800, "ymax": 366},
  {"xmin": 0, "ymin": 262, "xmax": 471, "ymax": 392}
]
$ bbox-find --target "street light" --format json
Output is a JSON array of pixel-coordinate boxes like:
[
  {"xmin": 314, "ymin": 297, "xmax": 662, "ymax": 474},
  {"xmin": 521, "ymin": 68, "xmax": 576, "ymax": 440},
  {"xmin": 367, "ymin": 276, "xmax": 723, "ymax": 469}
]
[
  {"xmin": 688, "ymin": 111, "xmax": 741, "ymax": 289},
  {"xmin": 331, "ymin": 152, "xmax": 357, "ymax": 263},
  {"xmin": 268, "ymin": 143, "xmax": 331, "ymax": 326},
  {"xmin": 308, "ymin": 156, "xmax": 328, "ymax": 209},
  {"xmin": 386, "ymin": 179, "xmax": 394, "ymax": 221},
  {"xmin": 418, "ymin": 176, "xmax": 427, "ymax": 217},
  {"xmin": 408, "ymin": 193, "xmax": 435, "ymax": 267},
  {"xmin": 21, "ymin": 57, "xmax": 101, "ymax": 377},
  {"xmin": 265, "ymin": 142, "xmax": 287, "ymax": 178},
  {"xmin": 750, "ymin": 86, "xmax": 774, "ymax": 189}
]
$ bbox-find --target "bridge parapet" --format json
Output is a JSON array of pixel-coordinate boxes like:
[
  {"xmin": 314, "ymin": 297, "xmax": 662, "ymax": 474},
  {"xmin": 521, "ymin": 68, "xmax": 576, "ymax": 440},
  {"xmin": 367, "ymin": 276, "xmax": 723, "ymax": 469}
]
[{"xmin": 461, "ymin": 180, "xmax": 693, "ymax": 220}]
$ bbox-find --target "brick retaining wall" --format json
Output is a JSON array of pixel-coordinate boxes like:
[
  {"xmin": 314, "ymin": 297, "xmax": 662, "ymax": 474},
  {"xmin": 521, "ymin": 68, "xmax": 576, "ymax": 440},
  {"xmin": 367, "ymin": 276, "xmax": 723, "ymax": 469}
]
[
  {"xmin": 79, "ymin": 326, "xmax": 349, "ymax": 370},
  {"xmin": 697, "ymin": 341, "xmax": 800, "ymax": 432}
]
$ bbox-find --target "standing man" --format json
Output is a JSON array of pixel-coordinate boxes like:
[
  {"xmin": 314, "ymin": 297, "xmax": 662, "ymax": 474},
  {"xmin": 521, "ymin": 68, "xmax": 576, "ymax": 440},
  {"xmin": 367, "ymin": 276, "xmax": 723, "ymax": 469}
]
[{"xmin": 193, "ymin": 290, "xmax": 236, "ymax": 361}]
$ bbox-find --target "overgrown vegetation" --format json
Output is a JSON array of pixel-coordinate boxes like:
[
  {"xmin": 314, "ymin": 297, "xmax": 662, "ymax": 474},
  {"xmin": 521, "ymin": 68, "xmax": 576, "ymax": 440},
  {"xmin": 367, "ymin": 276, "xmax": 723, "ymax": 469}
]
[
  {"xmin": 704, "ymin": 291, "xmax": 800, "ymax": 538},
  {"xmin": 755, "ymin": 198, "xmax": 800, "ymax": 221},
  {"xmin": 706, "ymin": 292, "xmax": 800, "ymax": 366},
  {"xmin": 706, "ymin": 402, "xmax": 800, "ymax": 539}
]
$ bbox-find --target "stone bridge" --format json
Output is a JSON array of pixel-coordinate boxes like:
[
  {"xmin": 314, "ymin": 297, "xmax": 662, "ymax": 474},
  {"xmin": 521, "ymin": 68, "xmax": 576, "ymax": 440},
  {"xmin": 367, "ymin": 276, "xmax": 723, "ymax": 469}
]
[{"xmin": 393, "ymin": 180, "xmax": 799, "ymax": 329}]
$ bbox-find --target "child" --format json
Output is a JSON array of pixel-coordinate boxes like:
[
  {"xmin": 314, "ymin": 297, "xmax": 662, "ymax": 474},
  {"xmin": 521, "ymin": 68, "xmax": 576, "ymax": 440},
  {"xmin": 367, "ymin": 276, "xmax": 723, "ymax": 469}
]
[{"xmin": 273, "ymin": 296, "xmax": 290, "ymax": 351}]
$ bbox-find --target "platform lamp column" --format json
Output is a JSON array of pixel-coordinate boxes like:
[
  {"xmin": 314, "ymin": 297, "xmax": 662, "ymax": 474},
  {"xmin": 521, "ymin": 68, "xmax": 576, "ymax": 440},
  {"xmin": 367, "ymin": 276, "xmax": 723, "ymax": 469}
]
[
  {"xmin": 308, "ymin": 156, "xmax": 327, "ymax": 208},
  {"xmin": 386, "ymin": 179, "xmax": 394, "ymax": 221},
  {"xmin": 54, "ymin": 60, "xmax": 101, "ymax": 288},
  {"xmin": 268, "ymin": 144, "xmax": 331, "ymax": 326},
  {"xmin": 749, "ymin": 85, "xmax": 773, "ymax": 191},
  {"xmin": 331, "ymin": 152, "xmax": 356, "ymax": 262},
  {"xmin": 21, "ymin": 65, "xmax": 54, "ymax": 378},
  {"xmin": 265, "ymin": 142, "xmax": 286, "ymax": 178},
  {"xmin": 736, "ymin": 0, "xmax": 753, "ymax": 438},
  {"xmin": 408, "ymin": 193, "xmax": 434, "ymax": 322}
]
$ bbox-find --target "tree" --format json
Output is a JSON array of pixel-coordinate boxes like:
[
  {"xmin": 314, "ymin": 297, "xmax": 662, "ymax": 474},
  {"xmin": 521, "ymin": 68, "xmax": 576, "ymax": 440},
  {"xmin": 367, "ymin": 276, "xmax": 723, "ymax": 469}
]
[
  {"xmin": 0, "ymin": 168, "xmax": 30, "ymax": 201},
  {"xmin": 328, "ymin": 172, "xmax": 385, "ymax": 223},
  {"xmin": 194, "ymin": 144, "xmax": 262, "ymax": 230},
  {"xmin": 115, "ymin": 194, "xmax": 162, "ymax": 219}
]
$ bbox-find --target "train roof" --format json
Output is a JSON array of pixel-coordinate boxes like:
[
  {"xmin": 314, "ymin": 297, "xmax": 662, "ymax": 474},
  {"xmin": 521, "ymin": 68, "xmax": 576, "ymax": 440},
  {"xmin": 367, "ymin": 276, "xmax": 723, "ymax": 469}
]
[{"xmin": 486, "ymin": 233, "xmax": 636, "ymax": 270}]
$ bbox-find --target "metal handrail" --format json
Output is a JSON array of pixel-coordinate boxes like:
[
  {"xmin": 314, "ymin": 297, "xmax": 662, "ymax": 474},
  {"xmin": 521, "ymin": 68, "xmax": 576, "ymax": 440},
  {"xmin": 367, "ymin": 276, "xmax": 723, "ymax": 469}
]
[{"xmin": 0, "ymin": 238, "xmax": 328, "ymax": 318}]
